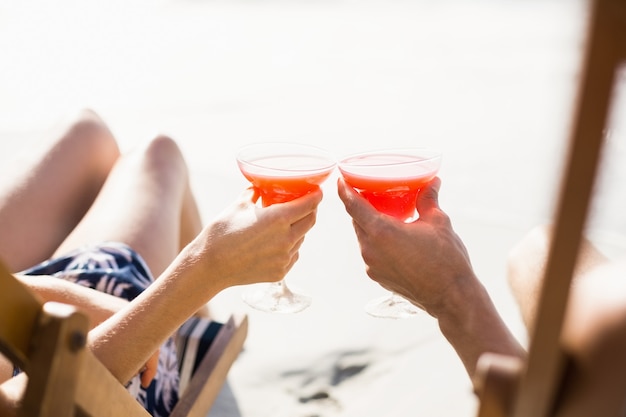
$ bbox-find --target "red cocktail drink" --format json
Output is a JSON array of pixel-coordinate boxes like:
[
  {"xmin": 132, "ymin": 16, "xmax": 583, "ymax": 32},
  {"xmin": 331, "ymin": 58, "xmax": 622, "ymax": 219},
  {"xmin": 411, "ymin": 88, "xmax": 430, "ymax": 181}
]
[
  {"xmin": 338, "ymin": 151, "xmax": 441, "ymax": 222},
  {"xmin": 338, "ymin": 148, "xmax": 442, "ymax": 319}
]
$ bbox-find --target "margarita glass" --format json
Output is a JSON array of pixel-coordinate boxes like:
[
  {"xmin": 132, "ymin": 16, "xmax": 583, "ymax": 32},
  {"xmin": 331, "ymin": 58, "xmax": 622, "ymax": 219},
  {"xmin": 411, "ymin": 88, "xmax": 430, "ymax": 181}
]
[
  {"xmin": 338, "ymin": 148, "xmax": 442, "ymax": 319},
  {"xmin": 236, "ymin": 142, "xmax": 336, "ymax": 313}
]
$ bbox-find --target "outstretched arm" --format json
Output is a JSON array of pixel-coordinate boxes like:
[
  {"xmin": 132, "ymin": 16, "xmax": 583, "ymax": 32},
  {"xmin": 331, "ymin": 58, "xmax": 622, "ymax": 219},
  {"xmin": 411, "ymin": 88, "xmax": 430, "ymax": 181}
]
[
  {"xmin": 14, "ymin": 276, "xmax": 129, "ymax": 329},
  {"xmin": 337, "ymin": 177, "xmax": 525, "ymax": 379},
  {"xmin": 88, "ymin": 187, "xmax": 323, "ymax": 385}
]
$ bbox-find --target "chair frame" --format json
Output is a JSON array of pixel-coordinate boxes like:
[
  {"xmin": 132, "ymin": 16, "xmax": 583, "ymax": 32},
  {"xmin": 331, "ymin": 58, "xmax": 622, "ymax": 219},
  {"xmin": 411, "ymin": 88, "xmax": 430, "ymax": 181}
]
[{"xmin": 0, "ymin": 261, "xmax": 247, "ymax": 417}]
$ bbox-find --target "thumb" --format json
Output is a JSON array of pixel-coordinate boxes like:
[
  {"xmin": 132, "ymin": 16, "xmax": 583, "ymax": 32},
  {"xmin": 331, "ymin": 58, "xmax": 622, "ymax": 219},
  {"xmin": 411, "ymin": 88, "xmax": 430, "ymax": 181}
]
[
  {"xmin": 416, "ymin": 177, "xmax": 442, "ymax": 218},
  {"xmin": 238, "ymin": 185, "xmax": 260, "ymax": 204},
  {"xmin": 337, "ymin": 177, "xmax": 379, "ymax": 227}
]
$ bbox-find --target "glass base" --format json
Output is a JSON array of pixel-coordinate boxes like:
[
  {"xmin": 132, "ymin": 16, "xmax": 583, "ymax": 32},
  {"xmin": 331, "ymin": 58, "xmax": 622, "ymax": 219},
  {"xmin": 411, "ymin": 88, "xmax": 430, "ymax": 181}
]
[
  {"xmin": 364, "ymin": 293, "xmax": 421, "ymax": 319},
  {"xmin": 242, "ymin": 281, "xmax": 311, "ymax": 314}
]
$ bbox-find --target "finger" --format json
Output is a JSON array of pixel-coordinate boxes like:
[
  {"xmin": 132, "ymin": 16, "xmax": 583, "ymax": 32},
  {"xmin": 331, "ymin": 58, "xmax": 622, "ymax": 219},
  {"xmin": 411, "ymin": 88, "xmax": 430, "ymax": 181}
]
[
  {"xmin": 140, "ymin": 351, "xmax": 159, "ymax": 388},
  {"xmin": 285, "ymin": 250, "xmax": 300, "ymax": 274},
  {"xmin": 337, "ymin": 178, "xmax": 379, "ymax": 228},
  {"xmin": 289, "ymin": 236, "xmax": 305, "ymax": 257},
  {"xmin": 238, "ymin": 186, "xmax": 260, "ymax": 204},
  {"xmin": 290, "ymin": 210, "xmax": 317, "ymax": 239},
  {"xmin": 415, "ymin": 177, "xmax": 442, "ymax": 219},
  {"xmin": 251, "ymin": 186, "xmax": 261, "ymax": 203},
  {"xmin": 336, "ymin": 177, "xmax": 355, "ymax": 208},
  {"xmin": 272, "ymin": 188, "xmax": 323, "ymax": 224},
  {"xmin": 140, "ymin": 367, "xmax": 156, "ymax": 388},
  {"xmin": 352, "ymin": 219, "xmax": 367, "ymax": 241}
]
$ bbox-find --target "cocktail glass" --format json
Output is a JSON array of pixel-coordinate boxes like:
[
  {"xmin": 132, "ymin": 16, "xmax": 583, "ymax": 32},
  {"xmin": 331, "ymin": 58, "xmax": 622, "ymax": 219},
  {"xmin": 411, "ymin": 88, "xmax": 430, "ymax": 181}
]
[
  {"xmin": 338, "ymin": 148, "xmax": 442, "ymax": 319},
  {"xmin": 236, "ymin": 142, "xmax": 336, "ymax": 313}
]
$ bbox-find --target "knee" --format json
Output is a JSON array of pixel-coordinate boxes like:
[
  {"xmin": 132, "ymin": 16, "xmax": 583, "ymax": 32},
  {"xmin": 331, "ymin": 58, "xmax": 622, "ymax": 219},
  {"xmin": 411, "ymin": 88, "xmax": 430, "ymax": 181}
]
[
  {"xmin": 141, "ymin": 134, "xmax": 189, "ymax": 177},
  {"xmin": 560, "ymin": 265, "xmax": 626, "ymax": 414},
  {"xmin": 145, "ymin": 133, "xmax": 181, "ymax": 153},
  {"xmin": 506, "ymin": 224, "xmax": 552, "ymax": 291},
  {"xmin": 61, "ymin": 109, "xmax": 120, "ymax": 165},
  {"xmin": 507, "ymin": 223, "xmax": 608, "ymax": 298},
  {"xmin": 566, "ymin": 263, "xmax": 626, "ymax": 355},
  {"xmin": 144, "ymin": 134, "xmax": 184, "ymax": 163},
  {"xmin": 505, "ymin": 225, "xmax": 553, "ymax": 331},
  {"xmin": 66, "ymin": 109, "xmax": 115, "ymax": 144}
]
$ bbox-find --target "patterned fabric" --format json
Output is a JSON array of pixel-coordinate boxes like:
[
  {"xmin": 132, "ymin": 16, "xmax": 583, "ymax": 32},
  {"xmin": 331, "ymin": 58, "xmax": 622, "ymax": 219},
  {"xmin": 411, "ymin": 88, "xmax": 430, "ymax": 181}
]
[
  {"xmin": 19, "ymin": 242, "xmax": 180, "ymax": 417},
  {"xmin": 175, "ymin": 317, "xmax": 223, "ymax": 393}
]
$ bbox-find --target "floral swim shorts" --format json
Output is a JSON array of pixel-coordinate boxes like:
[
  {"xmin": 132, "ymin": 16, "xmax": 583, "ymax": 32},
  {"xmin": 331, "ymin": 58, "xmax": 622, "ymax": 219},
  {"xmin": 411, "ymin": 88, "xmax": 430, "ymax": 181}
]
[{"xmin": 19, "ymin": 242, "xmax": 180, "ymax": 417}]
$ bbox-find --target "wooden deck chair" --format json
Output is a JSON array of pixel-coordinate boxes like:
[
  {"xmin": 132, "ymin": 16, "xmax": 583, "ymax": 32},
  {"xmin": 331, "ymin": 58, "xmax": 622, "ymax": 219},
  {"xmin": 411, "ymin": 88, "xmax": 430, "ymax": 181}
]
[
  {"xmin": 0, "ymin": 259, "xmax": 248, "ymax": 417},
  {"xmin": 171, "ymin": 314, "xmax": 248, "ymax": 417},
  {"xmin": 474, "ymin": 0, "xmax": 626, "ymax": 416}
]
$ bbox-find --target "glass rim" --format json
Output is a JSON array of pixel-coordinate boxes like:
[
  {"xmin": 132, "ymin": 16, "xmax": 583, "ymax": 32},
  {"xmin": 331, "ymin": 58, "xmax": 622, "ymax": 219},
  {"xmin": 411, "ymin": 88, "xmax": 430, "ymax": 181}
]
[
  {"xmin": 236, "ymin": 142, "xmax": 337, "ymax": 174},
  {"xmin": 338, "ymin": 147, "xmax": 442, "ymax": 168}
]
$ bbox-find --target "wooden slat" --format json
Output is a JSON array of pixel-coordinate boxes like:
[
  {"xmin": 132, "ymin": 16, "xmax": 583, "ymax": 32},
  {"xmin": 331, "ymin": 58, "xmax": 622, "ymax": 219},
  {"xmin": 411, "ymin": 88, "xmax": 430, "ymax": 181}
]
[
  {"xmin": 2, "ymin": 256, "xmax": 246, "ymax": 417},
  {"xmin": 474, "ymin": 354, "xmax": 523, "ymax": 417},
  {"xmin": 1, "ymin": 261, "xmax": 91, "ymax": 417},
  {"xmin": 74, "ymin": 350, "xmax": 151, "ymax": 417},
  {"xmin": 0, "ymin": 261, "xmax": 42, "ymax": 368},
  {"xmin": 1, "ymin": 259, "xmax": 149, "ymax": 416},
  {"xmin": 170, "ymin": 315, "xmax": 249, "ymax": 417},
  {"xmin": 20, "ymin": 302, "xmax": 88, "ymax": 417}
]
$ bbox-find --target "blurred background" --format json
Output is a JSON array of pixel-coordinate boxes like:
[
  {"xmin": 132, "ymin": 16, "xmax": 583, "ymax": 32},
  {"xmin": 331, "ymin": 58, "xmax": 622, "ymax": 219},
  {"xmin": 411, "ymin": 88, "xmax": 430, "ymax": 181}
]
[{"xmin": 1, "ymin": 0, "xmax": 624, "ymax": 236}]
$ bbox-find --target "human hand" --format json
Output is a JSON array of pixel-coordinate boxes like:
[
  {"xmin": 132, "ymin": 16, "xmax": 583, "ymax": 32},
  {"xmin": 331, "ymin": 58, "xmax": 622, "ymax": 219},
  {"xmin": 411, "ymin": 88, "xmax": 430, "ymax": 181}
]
[
  {"xmin": 192, "ymin": 186, "xmax": 323, "ymax": 289},
  {"xmin": 140, "ymin": 349, "xmax": 159, "ymax": 388},
  {"xmin": 337, "ymin": 177, "xmax": 476, "ymax": 318}
]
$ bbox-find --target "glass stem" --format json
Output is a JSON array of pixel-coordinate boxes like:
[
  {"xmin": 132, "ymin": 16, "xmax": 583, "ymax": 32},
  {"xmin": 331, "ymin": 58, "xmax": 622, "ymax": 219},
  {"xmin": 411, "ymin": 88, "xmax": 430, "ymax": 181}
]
[{"xmin": 274, "ymin": 280, "xmax": 293, "ymax": 297}]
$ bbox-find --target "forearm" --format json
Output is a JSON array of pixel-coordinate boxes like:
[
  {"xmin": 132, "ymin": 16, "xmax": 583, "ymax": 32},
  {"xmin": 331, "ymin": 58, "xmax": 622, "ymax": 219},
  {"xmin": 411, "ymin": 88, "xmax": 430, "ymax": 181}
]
[
  {"xmin": 87, "ymin": 242, "xmax": 224, "ymax": 384},
  {"xmin": 14, "ymin": 275, "xmax": 127, "ymax": 329},
  {"xmin": 435, "ymin": 275, "xmax": 526, "ymax": 383},
  {"xmin": 86, "ymin": 189, "xmax": 320, "ymax": 384}
]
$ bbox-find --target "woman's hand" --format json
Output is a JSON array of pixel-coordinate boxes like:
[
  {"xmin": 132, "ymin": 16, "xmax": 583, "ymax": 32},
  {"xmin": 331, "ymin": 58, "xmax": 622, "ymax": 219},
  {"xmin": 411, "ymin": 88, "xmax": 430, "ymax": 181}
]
[
  {"xmin": 140, "ymin": 349, "xmax": 159, "ymax": 388},
  {"xmin": 188, "ymin": 186, "xmax": 323, "ymax": 290}
]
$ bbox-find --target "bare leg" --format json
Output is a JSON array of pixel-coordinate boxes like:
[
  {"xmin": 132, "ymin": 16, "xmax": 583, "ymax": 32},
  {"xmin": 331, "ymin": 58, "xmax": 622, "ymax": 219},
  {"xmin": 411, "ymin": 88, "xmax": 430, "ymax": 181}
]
[
  {"xmin": 0, "ymin": 109, "xmax": 120, "ymax": 272},
  {"xmin": 1, "ymin": 134, "xmax": 206, "ymax": 385},
  {"xmin": 179, "ymin": 178, "xmax": 203, "ymax": 251},
  {"xmin": 556, "ymin": 260, "xmax": 626, "ymax": 416},
  {"xmin": 506, "ymin": 224, "xmax": 609, "ymax": 335},
  {"xmin": 507, "ymin": 225, "xmax": 626, "ymax": 415},
  {"xmin": 54, "ymin": 134, "xmax": 200, "ymax": 279}
]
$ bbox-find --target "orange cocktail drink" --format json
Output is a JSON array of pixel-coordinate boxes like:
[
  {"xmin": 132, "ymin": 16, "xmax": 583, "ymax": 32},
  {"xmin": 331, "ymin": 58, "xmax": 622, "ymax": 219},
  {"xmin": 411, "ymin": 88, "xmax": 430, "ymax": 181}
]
[
  {"xmin": 235, "ymin": 142, "xmax": 336, "ymax": 314},
  {"xmin": 238, "ymin": 154, "xmax": 335, "ymax": 206}
]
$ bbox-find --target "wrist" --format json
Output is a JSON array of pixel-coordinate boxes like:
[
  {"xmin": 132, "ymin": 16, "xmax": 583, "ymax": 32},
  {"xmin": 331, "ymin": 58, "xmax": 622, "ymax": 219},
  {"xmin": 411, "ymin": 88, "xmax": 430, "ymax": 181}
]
[
  {"xmin": 428, "ymin": 270, "xmax": 483, "ymax": 322},
  {"xmin": 435, "ymin": 274, "xmax": 525, "ymax": 376},
  {"xmin": 168, "ymin": 241, "xmax": 226, "ymax": 303}
]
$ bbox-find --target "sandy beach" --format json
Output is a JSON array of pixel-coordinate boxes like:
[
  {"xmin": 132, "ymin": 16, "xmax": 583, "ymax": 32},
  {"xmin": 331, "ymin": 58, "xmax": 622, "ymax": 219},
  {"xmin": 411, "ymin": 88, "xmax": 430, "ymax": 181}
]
[{"xmin": 1, "ymin": 0, "xmax": 626, "ymax": 415}]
